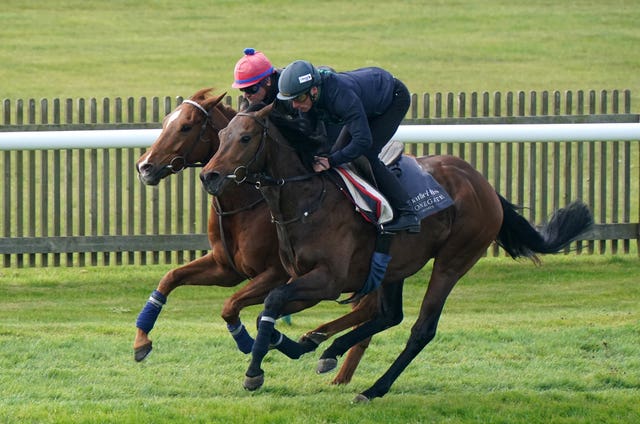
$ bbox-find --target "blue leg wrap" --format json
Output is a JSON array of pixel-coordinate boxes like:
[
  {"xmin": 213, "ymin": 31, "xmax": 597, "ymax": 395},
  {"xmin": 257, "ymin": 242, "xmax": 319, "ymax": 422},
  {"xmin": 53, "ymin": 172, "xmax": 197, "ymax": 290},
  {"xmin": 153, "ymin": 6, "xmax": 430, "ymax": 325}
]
[
  {"xmin": 135, "ymin": 290, "xmax": 167, "ymax": 334},
  {"xmin": 227, "ymin": 321, "xmax": 254, "ymax": 354},
  {"xmin": 362, "ymin": 252, "xmax": 392, "ymax": 295}
]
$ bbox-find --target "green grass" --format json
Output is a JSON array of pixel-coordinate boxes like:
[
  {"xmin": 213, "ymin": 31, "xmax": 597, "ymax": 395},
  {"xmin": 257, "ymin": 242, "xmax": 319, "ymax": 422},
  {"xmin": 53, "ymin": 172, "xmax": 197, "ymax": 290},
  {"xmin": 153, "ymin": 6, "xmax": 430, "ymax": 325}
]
[
  {"xmin": 1, "ymin": 255, "xmax": 639, "ymax": 423},
  {"xmin": 1, "ymin": 0, "xmax": 638, "ymax": 111}
]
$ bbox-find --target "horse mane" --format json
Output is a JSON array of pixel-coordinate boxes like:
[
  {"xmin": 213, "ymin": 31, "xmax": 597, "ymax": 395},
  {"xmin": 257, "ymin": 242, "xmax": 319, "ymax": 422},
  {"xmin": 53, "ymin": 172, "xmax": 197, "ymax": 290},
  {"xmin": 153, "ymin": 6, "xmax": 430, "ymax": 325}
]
[{"xmin": 247, "ymin": 102, "xmax": 327, "ymax": 170}]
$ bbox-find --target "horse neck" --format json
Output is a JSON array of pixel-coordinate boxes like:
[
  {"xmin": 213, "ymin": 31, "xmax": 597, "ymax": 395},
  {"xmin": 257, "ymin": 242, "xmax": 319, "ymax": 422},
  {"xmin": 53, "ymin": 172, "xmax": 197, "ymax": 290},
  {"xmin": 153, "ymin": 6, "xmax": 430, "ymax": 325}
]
[
  {"xmin": 260, "ymin": 131, "xmax": 324, "ymax": 220},
  {"xmin": 263, "ymin": 124, "xmax": 310, "ymax": 180},
  {"xmin": 215, "ymin": 178, "xmax": 264, "ymax": 214}
]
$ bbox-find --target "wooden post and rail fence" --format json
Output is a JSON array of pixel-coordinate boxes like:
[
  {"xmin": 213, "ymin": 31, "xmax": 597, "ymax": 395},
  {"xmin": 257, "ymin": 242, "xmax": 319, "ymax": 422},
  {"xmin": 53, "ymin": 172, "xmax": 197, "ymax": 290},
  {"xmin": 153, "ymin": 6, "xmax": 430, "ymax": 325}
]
[{"xmin": 0, "ymin": 88, "xmax": 638, "ymax": 267}]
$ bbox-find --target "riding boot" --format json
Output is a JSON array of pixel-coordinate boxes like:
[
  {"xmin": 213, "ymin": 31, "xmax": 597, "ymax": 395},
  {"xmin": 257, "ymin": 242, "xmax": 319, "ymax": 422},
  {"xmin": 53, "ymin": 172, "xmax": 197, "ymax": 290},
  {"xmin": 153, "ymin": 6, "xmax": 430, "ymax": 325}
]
[
  {"xmin": 384, "ymin": 201, "xmax": 421, "ymax": 233},
  {"xmin": 370, "ymin": 160, "xmax": 421, "ymax": 234}
]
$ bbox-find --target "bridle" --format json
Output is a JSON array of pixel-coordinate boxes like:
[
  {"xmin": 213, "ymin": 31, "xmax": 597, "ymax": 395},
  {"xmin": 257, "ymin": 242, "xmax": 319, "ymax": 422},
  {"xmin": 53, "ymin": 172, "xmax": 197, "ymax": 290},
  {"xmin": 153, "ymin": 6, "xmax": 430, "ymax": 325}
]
[
  {"xmin": 218, "ymin": 111, "xmax": 328, "ymax": 232},
  {"xmin": 224, "ymin": 112, "xmax": 317, "ymax": 188},
  {"xmin": 165, "ymin": 99, "xmax": 221, "ymax": 173}
]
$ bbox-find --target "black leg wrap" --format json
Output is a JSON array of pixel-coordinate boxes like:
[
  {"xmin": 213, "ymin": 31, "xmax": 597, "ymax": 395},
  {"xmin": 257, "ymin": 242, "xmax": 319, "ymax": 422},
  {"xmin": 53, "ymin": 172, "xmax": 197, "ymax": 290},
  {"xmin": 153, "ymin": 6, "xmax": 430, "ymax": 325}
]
[
  {"xmin": 271, "ymin": 330, "xmax": 310, "ymax": 359},
  {"xmin": 375, "ymin": 232, "xmax": 392, "ymax": 254}
]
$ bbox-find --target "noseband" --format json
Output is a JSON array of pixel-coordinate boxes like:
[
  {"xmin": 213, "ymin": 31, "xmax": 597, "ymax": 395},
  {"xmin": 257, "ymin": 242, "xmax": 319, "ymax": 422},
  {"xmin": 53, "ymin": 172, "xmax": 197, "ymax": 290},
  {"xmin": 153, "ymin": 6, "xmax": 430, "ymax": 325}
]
[{"xmin": 166, "ymin": 99, "xmax": 219, "ymax": 173}]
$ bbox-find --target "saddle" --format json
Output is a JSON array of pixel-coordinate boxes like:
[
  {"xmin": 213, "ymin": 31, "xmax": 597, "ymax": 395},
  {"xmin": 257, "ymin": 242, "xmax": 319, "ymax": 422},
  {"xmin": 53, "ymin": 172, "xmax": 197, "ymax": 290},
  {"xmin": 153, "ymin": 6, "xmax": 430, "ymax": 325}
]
[{"xmin": 333, "ymin": 141, "xmax": 454, "ymax": 226}]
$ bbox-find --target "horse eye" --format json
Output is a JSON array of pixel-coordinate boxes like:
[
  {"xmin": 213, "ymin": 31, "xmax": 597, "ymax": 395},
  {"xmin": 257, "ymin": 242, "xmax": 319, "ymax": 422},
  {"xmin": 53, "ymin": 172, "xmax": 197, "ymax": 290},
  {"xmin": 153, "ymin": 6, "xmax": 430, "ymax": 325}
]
[
  {"xmin": 240, "ymin": 135, "xmax": 252, "ymax": 144},
  {"xmin": 180, "ymin": 125, "xmax": 192, "ymax": 133}
]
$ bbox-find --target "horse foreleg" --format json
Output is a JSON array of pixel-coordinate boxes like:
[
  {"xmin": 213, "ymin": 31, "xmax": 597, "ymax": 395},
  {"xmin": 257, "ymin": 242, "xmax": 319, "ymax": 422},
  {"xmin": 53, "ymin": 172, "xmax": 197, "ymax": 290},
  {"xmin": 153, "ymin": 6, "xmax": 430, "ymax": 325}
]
[
  {"xmin": 133, "ymin": 252, "xmax": 243, "ymax": 361},
  {"xmin": 244, "ymin": 267, "xmax": 339, "ymax": 391},
  {"xmin": 221, "ymin": 266, "xmax": 287, "ymax": 325},
  {"xmin": 220, "ymin": 267, "xmax": 288, "ymax": 354}
]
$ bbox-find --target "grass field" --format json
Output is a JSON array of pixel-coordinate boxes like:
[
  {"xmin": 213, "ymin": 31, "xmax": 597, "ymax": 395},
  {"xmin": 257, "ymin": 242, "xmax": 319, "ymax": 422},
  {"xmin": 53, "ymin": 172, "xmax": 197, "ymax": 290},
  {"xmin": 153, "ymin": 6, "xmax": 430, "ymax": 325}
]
[
  {"xmin": 1, "ymin": 0, "xmax": 639, "ymax": 111},
  {"xmin": 1, "ymin": 255, "xmax": 639, "ymax": 423}
]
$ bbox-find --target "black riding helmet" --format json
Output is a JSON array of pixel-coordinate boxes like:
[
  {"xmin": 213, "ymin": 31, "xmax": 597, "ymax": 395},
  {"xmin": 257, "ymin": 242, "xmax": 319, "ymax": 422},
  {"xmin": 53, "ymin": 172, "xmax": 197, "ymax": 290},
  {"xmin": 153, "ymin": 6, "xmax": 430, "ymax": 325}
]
[{"xmin": 277, "ymin": 60, "xmax": 321, "ymax": 100}]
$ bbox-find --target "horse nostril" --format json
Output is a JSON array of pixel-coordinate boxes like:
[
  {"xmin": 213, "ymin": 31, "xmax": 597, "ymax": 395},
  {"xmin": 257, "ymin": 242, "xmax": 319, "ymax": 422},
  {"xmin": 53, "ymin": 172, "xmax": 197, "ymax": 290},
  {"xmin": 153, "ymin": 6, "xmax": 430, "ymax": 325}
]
[
  {"xmin": 200, "ymin": 171, "xmax": 219, "ymax": 183},
  {"xmin": 138, "ymin": 163, "xmax": 152, "ymax": 174}
]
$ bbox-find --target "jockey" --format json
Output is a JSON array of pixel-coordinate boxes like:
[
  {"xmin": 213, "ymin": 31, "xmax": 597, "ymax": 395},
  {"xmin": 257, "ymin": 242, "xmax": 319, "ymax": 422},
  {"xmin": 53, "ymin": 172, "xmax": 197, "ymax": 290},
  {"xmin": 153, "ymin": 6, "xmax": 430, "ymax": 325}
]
[
  {"xmin": 233, "ymin": 49, "xmax": 342, "ymax": 157},
  {"xmin": 277, "ymin": 60, "xmax": 420, "ymax": 234},
  {"xmin": 232, "ymin": 48, "xmax": 281, "ymax": 108}
]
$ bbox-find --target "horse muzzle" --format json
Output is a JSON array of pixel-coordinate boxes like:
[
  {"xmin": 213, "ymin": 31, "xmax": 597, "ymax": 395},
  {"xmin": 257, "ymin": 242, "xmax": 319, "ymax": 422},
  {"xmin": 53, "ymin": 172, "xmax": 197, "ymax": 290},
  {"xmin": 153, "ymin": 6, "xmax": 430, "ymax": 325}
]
[
  {"xmin": 137, "ymin": 162, "xmax": 171, "ymax": 186},
  {"xmin": 200, "ymin": 170, "xmax": 228, "ymax": 196}
]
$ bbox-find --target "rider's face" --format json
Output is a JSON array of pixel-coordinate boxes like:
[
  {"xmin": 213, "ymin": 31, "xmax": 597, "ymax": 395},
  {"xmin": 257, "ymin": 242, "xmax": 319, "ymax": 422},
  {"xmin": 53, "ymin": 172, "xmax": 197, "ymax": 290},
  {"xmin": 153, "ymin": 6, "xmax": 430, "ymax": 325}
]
[
  {"xmin": 241, "ymin": 79, "xmax": 268, "ymax": 105},
  {"xmin": 291, "ymin": 92, "xmax": 313, "ymax": 112}
]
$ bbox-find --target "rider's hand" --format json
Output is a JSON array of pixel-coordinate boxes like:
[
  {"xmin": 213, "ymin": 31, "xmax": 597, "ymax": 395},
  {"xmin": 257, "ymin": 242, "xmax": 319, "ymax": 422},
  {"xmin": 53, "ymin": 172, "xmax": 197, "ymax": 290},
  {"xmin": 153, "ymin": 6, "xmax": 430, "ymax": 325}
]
[{"xmin": 313, "ymin": 156, "xmax": 330, "ymax": 172}]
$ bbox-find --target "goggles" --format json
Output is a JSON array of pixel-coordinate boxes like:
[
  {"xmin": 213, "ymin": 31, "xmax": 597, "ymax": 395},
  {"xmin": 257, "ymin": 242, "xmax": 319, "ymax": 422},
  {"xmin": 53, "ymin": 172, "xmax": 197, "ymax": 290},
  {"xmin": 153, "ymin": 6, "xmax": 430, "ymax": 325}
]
[
  {"xmin": 240, "ymin": 78, "xmax": 267, "ymax": 95},
  {"xmin": 292, "ymin": 92, "xmax": 309, "ymax": 103}
]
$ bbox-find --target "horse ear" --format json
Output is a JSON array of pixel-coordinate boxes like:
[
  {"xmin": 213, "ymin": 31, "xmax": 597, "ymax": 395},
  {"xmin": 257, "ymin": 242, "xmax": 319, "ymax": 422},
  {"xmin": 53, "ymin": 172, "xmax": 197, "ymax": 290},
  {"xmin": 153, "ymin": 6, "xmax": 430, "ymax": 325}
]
[
  {"xmin": 213, "ymin": 92, "xmax": 227, "ymax": 104},
  {"xmin": 202, "ymin": 91, "xmax": 228, "ymax": 109},
  {"xmin": 257, "ymin": 102, "xmax": 273, "ymax": 118}
]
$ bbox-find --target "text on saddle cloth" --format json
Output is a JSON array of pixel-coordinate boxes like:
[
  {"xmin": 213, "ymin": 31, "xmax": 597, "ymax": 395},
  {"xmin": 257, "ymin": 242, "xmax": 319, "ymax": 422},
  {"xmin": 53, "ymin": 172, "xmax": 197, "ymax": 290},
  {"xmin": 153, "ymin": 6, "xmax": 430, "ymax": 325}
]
[{"xmin": 390, "ymin": 155, "xmax": 454, "ymax": 220}]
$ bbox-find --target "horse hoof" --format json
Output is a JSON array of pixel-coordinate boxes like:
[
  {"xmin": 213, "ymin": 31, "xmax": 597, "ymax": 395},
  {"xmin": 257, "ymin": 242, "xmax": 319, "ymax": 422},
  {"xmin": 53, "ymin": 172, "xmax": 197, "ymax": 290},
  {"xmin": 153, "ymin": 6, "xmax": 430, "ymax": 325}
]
[
  {"xmin": 352, "ymin": 393, "xmax": 371, "ymax": 404},
  {"xmin": 134, "ymin": 342, "xmax": 152, "ymax": 362},
  {"xmin": 316, "ymin": 358, "xmax": 338, "ymax": 374},
  {"xmin": 243, "ymin": 372, "xmax": 264, "ymax": 391},
  {"xmin": 299, "ymin": 331, "xmax": 327, "ymax": 346}
]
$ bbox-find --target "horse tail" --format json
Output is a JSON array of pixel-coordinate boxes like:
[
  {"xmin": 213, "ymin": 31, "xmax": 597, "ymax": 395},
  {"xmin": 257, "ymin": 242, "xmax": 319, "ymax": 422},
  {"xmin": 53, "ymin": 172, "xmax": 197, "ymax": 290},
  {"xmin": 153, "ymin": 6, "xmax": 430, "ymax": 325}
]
[{"xmin": 495, "ymin": 193, "xmax": 593, "ymax": 262}]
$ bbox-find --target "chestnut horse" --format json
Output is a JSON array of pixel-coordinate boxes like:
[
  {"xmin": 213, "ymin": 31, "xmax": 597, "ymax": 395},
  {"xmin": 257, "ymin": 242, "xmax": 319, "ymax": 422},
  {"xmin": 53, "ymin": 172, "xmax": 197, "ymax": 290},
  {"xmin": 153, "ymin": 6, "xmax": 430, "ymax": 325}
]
[
  {"xmin": 199, "ymin": 104, "xmax": 593, "ymax": 402},
  {"xmin": 133, "ymin": 89, "xmax": 375, "ymax": 384}
]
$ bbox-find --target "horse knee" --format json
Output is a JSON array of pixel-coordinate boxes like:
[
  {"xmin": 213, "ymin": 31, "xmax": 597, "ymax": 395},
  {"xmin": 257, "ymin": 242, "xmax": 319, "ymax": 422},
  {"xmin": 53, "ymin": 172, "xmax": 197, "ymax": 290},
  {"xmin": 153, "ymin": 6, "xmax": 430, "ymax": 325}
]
[
  {"xmin": 379, "ymin": 301, "xmax": 403, "ymax": 329},
  {"xmin": 220, "ymin": 298, "xmax": 239, "ymax": 324},
  {"xmin": 263, "ymin": 285, "xmax": 292, "ymax": 315}
]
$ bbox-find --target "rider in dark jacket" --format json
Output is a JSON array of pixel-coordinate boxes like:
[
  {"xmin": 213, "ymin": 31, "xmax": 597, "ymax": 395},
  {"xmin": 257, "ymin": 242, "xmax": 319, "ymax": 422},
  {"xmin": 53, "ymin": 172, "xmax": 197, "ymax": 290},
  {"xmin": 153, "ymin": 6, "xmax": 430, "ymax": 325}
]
[{"xmin": 277, "ymin": 60, "xmax": 420, "ymax": 233}]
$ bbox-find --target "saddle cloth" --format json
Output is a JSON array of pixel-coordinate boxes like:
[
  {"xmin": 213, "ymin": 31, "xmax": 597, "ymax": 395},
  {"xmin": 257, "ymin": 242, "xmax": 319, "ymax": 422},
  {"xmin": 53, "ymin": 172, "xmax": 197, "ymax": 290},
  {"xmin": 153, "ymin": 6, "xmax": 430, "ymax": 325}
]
[
  {"xmin": 334, "ymin": 147, "xmax": 454, "ymax": 225},
  {"xmin": 334, "ymin": 164, "xmax": 394, "ymax": 225},
  {"xmin": 390, "ymin": 155, "xmax": 454, "ymax": 219}
]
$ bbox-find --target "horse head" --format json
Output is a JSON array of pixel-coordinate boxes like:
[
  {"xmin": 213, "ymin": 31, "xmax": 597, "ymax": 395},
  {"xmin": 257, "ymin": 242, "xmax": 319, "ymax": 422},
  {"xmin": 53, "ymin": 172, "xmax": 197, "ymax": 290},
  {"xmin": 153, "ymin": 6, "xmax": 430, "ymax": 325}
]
[
  {"xmin": 136, "ymin": 88, "xmax": 234, "ymax": 185},
  {"xmin": 200, "ymin": 103, "xmax": 277, "ymax": 196}
]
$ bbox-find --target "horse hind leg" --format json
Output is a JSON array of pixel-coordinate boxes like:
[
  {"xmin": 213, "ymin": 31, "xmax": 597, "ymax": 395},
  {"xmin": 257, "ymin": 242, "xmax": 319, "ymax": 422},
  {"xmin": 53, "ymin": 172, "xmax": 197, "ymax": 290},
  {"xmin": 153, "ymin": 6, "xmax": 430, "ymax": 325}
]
[
  {"xmin": 296, "ymin": 292, "xmax": 380, "ymax": 385},
  {"xmin": 356, "ymin": 232, "xmax": 493, "ymax": 401},
  {"xmin": 317, "ymin": 280, "xmax": 405, "ymax": 375},
  {"xmin": 299, "ymin": 290, "xmax": 379, "ymax": 347},
  {"xmin": 355, "ymin": 294, "xmax": 446, "ymax": 402},
  {"xmin": 332, "ymin": 336, "xmax": 372, "ymax": 385}
]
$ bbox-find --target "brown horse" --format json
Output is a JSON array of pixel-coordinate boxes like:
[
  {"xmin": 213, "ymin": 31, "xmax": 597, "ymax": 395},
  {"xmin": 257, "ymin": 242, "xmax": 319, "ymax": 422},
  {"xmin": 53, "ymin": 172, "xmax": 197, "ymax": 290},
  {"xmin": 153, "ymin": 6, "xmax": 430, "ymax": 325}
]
[
  {"xmin": 133, "ymin": 89, "xmax": 375, "ymax": 384},
  {"xmin": 199, "ymin": 104, "xmax": 593, "ymax": 402}
]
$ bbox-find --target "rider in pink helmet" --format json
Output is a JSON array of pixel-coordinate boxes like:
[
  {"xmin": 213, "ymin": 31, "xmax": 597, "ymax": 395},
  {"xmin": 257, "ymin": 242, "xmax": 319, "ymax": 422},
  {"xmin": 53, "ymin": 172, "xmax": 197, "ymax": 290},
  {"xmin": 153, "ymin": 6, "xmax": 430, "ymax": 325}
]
[
  {"xmin": 231, "ymin": 48, "xmax": 342, "ymax": 154},
  {"xmin": 232, "ymin": 48, "xmax": 278, "ymax": 108}
]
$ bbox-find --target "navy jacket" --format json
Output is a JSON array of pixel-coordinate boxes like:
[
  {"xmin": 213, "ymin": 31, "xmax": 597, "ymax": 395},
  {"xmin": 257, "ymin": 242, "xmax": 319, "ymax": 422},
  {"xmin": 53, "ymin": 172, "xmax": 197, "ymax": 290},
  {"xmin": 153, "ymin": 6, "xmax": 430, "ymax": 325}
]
[{"xmin": 311, "ymin": 67, "xmax": 396, "ymax": 166}]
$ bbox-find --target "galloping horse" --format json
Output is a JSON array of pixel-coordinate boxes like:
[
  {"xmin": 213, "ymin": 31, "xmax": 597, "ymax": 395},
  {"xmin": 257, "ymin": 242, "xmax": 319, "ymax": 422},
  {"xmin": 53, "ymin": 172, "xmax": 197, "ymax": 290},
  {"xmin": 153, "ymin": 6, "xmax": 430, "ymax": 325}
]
[
  {"xmin": 199, "ymin": 104, "xmax": 593, "ymax": 402},
  {"xmin": 133, "ymin": 89, "xmax": 376, "ymax": 384}
]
